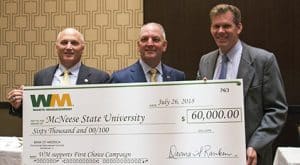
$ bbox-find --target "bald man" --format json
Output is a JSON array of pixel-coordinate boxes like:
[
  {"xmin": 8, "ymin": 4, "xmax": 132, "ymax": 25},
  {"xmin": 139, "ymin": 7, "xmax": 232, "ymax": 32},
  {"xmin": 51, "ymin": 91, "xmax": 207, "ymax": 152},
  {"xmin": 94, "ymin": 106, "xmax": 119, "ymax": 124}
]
[{"xmin": 7, "ymin": 28, "xmax": 110, "ymax": 117}]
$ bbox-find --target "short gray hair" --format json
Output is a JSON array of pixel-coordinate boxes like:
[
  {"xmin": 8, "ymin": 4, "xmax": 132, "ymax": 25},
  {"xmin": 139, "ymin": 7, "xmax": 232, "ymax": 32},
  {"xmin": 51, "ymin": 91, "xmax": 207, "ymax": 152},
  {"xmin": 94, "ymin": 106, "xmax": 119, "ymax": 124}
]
[{"xmin": 140, "ymin": 22, "xmax": 166, "ymax": 40}]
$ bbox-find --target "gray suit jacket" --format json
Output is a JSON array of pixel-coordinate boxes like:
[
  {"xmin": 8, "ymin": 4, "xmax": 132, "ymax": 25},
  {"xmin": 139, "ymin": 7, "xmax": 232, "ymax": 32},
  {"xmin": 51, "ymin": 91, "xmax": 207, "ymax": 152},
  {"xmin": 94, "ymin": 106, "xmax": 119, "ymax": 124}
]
[
  {"xmin": 9, "ymin": 64, "xmax": 110, "ymax": 117},
  {"xmin": 110, "ymin": 60, "xmax": 185, "ymax": 83},
  {"xmin": 197, "ymin": 42, "xmax": 288, "ymax": 165}
]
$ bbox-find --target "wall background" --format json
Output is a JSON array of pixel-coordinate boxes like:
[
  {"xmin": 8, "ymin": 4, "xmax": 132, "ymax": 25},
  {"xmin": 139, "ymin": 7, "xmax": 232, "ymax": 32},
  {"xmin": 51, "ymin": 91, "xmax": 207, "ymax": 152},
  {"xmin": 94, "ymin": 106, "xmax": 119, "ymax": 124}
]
[
  {"xmin": 0, "ymin": 0, "xmax": 143, "ymax": 102},
  {"xmin": 144, "ymin": 0, "xmax": 300, "ymax": 151},
  {"xmin": 144, "ymin": 0, "xmax": 300, "ymax": 105}
]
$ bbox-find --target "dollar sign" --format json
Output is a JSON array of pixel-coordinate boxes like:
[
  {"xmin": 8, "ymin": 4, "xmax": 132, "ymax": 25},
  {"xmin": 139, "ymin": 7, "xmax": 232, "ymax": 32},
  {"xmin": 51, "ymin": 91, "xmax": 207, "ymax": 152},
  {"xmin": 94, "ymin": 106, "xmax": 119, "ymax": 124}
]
[{"xmin": 181, "ymin": 116, "xmax": 185, "ymax": 122}]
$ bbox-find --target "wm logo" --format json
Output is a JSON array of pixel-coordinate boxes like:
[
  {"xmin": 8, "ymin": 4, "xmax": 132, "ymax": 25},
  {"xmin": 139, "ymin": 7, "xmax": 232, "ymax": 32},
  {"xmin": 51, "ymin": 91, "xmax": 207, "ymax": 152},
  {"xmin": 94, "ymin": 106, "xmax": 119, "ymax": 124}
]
[{"xmin": 31, "ymin": 94, "xmax": 72, "ymax": 107}]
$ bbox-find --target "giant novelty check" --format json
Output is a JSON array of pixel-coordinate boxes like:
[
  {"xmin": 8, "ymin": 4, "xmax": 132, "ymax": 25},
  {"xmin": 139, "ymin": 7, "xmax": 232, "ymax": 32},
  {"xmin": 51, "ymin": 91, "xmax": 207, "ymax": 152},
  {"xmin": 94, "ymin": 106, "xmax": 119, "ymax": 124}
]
[{"xmin": 23, "ymin": 80, "xmax": 246, "ymax": 165}]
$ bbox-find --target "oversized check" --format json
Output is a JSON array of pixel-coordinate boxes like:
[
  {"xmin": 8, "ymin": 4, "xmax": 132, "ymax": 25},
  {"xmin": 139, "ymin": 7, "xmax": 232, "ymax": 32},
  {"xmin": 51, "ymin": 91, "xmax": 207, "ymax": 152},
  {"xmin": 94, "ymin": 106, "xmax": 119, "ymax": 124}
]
[{"xmin": 23, "ymin": 80, "xmax": 246, "ymax": 165}]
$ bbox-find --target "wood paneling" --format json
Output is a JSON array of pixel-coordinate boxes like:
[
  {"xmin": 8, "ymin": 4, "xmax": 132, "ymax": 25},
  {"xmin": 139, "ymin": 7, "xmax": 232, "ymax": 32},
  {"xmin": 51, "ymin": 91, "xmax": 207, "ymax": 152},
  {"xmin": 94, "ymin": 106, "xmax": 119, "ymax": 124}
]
[{"xmin": 144, "ymin": 0, "xmax": 300, "ymax": 105}]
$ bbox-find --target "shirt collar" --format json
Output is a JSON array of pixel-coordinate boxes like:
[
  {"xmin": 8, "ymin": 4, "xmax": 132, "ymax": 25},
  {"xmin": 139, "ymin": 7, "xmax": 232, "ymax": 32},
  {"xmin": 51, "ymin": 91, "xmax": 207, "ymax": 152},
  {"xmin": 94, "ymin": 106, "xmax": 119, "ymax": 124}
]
[
  {"xmin": 58, "ymin": 62, "xmax": 81, "ymax": 76},
  {"xmin": 218, "ymin": 39, "xmax": 242, "ymax": 62},
  {"xmin": 139, "ymin": 59, "xmax": 162, "ymax": 75}
]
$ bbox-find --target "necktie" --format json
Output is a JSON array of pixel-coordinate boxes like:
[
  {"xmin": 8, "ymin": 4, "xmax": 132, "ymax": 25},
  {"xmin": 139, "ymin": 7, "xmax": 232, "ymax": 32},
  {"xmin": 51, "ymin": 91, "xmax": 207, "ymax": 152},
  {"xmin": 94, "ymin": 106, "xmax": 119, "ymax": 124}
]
[
  {"xmin": 219, "ymin": 55, "xmax": 229, "ymax": 79},
  {"xmin": 62, "ymin": 70, "xmax": 71, "ymax": 85},
  {"xmin": 149, "ymin": 68, "xmax": 158, "ymax": 82}
]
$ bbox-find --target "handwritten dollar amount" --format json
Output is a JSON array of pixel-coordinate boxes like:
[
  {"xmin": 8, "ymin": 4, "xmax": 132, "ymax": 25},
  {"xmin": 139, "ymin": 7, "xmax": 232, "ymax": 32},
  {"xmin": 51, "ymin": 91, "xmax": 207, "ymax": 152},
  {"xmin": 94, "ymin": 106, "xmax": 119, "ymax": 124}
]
[{"xmin": 186, "ymin": 108, "xmax": 242, "ymax": 123}]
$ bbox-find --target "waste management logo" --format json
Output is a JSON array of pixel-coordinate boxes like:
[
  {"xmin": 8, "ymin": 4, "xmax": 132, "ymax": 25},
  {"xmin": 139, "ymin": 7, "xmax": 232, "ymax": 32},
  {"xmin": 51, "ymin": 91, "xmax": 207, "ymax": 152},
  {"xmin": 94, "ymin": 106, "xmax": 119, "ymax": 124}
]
[{"xmin": 30, "ymin": 93, "xmax": 73, "ymax": 111}]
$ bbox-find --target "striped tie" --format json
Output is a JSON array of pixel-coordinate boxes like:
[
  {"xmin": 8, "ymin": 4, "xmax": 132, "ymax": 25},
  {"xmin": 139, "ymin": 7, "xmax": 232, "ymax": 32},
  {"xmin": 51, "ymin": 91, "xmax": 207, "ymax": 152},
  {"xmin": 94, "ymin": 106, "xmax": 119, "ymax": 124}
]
[{"xmin": 149, "ymin": 68, "xmax": 158, "ymax": 82}]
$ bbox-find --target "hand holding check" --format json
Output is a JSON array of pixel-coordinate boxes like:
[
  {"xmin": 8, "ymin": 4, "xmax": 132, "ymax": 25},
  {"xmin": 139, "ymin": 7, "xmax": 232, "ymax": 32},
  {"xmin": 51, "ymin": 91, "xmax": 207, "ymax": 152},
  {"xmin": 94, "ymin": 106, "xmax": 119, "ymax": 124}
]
[{"xmin": 7, "ymin": 85, "xmax": 24, "ymax": 109}]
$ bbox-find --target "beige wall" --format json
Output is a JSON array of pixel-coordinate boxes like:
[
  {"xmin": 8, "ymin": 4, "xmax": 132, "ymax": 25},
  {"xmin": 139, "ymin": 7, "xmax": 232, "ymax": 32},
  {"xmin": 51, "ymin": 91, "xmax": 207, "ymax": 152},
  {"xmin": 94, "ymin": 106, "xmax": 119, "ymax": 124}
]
[{"xmin": 0, "ymin": 0, "xmax": 143, "ymax": 101}]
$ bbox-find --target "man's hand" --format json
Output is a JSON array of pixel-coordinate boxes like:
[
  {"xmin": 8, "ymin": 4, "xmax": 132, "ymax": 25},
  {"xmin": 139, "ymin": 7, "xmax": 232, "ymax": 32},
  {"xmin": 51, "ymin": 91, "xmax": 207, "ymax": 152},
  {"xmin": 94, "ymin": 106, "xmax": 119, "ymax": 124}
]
[
  {"xmin": 7, "ymin": 85, "xmax": 24, "ymax": 110},
  {"xmin": 247, "ymin": 147, "xmax": 257, "ymax": 165}
]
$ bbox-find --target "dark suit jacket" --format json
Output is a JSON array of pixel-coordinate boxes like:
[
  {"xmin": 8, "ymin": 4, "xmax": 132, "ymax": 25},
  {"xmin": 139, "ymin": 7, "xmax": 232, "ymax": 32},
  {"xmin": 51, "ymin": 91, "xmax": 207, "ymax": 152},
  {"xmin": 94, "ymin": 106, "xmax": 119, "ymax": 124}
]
[
  {"xmin": 197, "ymin": 42, "xmax": 288, "ymax": 165},
  {"xmin": 110, "ymin": 60, "xmax": 185, "ymax": 83},
  {"xmin": 9, "ymin": 64, "xmax": 110, "ymax": 117},
  {"xmin": 33, "ymin": 64, "xmax": 110, "ymax": 85}
]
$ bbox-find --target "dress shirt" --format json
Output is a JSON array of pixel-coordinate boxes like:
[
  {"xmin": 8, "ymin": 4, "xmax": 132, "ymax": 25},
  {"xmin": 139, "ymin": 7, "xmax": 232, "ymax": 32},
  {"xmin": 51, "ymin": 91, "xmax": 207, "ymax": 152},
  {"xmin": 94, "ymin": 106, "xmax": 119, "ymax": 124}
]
[
  {"xmin": 139, "ymin": 59, "xmax": 163, "ymax": 82},
  {"xmin": 213, "ymin": 40, "xmax": 243, "ymax": 80},
  {"xmin": 52, "ymin": 62, "xmax": 81, "ymax": 86}
]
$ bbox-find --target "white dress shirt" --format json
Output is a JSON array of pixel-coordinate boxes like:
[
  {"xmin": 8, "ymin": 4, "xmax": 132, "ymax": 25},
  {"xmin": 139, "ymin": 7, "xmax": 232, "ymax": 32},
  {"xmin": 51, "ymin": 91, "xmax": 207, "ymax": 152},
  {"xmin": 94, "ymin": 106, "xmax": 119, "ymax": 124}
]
[
  {"xmin": 52, "ymin": 62, "xmax": 81, "ymax": 86},
  {"xmin": 139, "ymin": 59, "xmax": 163, "ymax": 82},
  {"xmin": 213, "ymin": 40, "xmax": 243, "ymax": 80}
]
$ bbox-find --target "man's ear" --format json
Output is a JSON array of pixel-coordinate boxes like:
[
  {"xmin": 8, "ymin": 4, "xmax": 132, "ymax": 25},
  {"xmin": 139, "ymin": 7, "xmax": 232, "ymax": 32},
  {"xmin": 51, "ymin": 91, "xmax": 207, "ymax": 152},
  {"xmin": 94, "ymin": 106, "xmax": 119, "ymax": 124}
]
[
  {"xmin": 163, "ymin": 40, "xmax": 168, "ymax": 52},
  {"xmin": 237, "ymin": 23, "xmax": 243, "ymax": 34}
]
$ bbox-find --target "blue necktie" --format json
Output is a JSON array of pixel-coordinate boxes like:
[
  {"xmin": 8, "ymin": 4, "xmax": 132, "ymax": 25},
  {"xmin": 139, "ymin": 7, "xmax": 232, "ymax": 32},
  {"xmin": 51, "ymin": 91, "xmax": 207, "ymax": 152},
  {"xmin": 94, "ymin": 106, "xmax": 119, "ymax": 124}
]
[{"xmin": 219, "ymin": 55, "xmax": 229, "ymax": 79}]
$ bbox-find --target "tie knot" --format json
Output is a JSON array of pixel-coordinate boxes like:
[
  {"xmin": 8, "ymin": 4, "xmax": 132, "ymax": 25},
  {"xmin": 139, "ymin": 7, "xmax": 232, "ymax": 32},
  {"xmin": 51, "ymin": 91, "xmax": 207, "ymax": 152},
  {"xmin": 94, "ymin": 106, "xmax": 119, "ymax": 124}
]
[
  {"xmin": 222, "ymin": 55, "xmax": 229, "ymax": 63},
  {"xmin": 64, "ymin": 70, "xmax": 69, "ymax": 77},
  {"xmin": 61, "ymin": 70, "xmax": 72, "ymax": 85},
  {"xmin": 149, "ymin": 68, "xmax": 157, "ymax": 75},
  {"xmin": 60, "ymin": 70, "xmax": 72, "ymax": 76}
]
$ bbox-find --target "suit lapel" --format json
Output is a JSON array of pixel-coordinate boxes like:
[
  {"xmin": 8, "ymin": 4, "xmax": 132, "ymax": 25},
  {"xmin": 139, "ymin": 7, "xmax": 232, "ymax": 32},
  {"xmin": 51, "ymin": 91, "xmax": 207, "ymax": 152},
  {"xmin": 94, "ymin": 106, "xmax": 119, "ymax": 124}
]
[
  {"xmin": 45, "ymin": 65, "xmax": 58, "ymax": 85},
  {"xmin": 130, "ymin": 62, "xmax": 147, "ymax": 82},
  {"xmin": 237, "ymin": 44, "xmax": 255, "ymax": 95},
  {"xmin": 76, "ymin": 64, "xmax": 90, "ymax": 84},
  {"xmin": 162, "ymin": 64, "xmax": 173, "ymax": 81},
  {"xmin": 203, "ymin": 51, "xmax": 218, "ymax": 79}
]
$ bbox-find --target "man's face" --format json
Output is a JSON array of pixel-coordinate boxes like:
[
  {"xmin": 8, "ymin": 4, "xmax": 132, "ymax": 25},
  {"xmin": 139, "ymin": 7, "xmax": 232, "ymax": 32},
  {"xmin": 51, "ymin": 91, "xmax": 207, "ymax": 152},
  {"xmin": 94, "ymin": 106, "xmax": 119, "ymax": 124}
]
[
  {"xmin": 56, "ymin": 30, "xmax": 84, "ymax": 69},
  {"xmin": 138, "ymin": 24, "xmax": 167, "ymax": 66},
  {"xmin": 210, "ymin": 11, "xmax": 242, "ymax": 53}
]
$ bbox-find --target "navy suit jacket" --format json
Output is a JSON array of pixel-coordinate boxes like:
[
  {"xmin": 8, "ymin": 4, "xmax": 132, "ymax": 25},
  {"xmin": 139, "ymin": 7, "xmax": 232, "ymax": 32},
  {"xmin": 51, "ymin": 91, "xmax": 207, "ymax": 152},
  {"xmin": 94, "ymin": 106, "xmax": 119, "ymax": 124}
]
[
  {"xmin": 9, "ymin": 64, "xmax": 110, "ymax": 117},
  {"xmin": 110, "ymin": 61, "xmax": 185, "ymax": 83}
]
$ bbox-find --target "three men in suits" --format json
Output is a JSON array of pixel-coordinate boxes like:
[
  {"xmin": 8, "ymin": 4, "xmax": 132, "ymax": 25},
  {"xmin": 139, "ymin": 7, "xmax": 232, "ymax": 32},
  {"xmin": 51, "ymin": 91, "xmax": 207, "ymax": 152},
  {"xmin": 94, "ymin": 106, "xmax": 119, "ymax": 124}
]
[
  {"xmin": 197, "ymin": 4, "xmax": 288, "ymax": 165},
  {"xmin": 110, "ymin": 22, "xmax": 185, "ymax": 83},
  {"xmin": 7, "ymin": 28, "xmax": 110, "ymax": 117}
]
